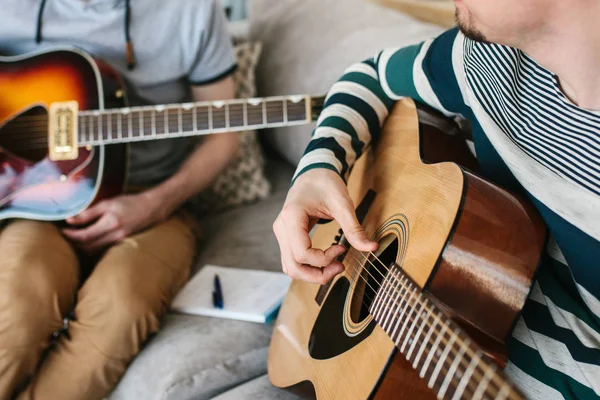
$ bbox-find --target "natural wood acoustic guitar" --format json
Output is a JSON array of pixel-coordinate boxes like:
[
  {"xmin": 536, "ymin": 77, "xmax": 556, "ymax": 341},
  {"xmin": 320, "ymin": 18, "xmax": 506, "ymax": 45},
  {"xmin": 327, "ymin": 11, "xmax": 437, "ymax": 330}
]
[{"xmin": 268, "ymin": 98, "xmax": 547, "ymax": 400}]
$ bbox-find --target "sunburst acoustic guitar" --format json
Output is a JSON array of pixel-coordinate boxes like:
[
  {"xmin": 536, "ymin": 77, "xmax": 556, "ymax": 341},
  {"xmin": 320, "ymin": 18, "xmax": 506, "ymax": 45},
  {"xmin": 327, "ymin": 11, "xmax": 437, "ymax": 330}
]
[
  {"xmin": 0, "ymin": 48, "xmax": 323, "ymax": 221},
  {"xmin": 268, "ymin": 99, "xmax": 547, "ymax": 399}
]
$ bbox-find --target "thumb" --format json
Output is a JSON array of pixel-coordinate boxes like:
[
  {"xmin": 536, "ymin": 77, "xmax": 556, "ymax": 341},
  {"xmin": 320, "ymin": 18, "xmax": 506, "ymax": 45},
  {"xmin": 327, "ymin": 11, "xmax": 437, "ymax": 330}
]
[{"xmin": 332, "ymin": 196, "xmax": 378, "ymax": 252}]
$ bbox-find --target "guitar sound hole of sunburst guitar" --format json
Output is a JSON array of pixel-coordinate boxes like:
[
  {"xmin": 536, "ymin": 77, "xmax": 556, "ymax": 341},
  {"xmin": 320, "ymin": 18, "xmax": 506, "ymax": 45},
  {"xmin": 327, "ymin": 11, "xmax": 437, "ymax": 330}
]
[
  {"xmin": 1, "ymin": 106, "xmax": 49, "ymax": 161},
  {"xmin": 350, "ymin": 235, "xmax": 399, "ymax": 324}
]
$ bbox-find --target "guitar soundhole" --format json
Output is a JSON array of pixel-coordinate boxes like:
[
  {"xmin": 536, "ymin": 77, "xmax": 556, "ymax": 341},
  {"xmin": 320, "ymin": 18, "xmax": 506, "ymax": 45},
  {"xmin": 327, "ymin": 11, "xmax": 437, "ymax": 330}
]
[
  {"xmin": 1, "ymin": 106, "xmax": 48, "ymax": 161},
  {"xmin": 350, "ymin": 235, "xmax": 399, "ymax": 324}
]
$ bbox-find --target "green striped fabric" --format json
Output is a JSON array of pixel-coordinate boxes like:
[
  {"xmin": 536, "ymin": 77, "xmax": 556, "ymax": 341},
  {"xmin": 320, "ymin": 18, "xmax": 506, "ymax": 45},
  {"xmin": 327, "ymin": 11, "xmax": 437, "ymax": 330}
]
[{"xmin": 294, "ymin": 28, "xmax": 600, "ymax": 399}]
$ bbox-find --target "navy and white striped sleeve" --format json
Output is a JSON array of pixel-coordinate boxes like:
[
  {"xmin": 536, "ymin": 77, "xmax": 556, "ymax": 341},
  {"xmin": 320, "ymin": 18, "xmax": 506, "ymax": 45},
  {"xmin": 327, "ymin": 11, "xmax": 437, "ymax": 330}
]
[{"xmin": 292, "ymin": 28, "xmax": 470, "ymax": 184}]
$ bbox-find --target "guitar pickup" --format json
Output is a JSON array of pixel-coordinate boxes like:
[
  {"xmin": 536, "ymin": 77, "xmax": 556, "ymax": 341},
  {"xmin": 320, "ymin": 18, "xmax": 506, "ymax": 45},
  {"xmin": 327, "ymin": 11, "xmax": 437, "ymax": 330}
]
[{"xmin": 48, "ymin": 101, "xmax": 79, "ymax": 161}]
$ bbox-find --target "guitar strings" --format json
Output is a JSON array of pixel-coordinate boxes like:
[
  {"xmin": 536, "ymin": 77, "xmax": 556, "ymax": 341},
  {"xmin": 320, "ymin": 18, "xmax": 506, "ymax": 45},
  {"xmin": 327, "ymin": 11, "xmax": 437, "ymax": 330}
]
[
  {"xmin": 351, "ymin": 248, "xmax": 515, "ymax": 397},
  {"xmin": 5, "ymin": 101, "xmax": 301, "ymax": 121},
  {"xmin": 0, "ymin": 103, "xmax": 301, "ymax": 129},
  {"xmin": 342, "ymin": 249, "xmax": 515, "ymax": 399},
  {"xmin": 0, "ymin": 105, "xmax": 306, "ymax": 151},
  {"xmin": 0, "ymin": 105, "xmax": 303, "ymax": 135},
  {"xmin": 343, "ymin": 251, "xmax": 515, "ymax": 400},
  {"xmin": 341, "ymin": 256, "xmax": 493, "ymax": 400}
]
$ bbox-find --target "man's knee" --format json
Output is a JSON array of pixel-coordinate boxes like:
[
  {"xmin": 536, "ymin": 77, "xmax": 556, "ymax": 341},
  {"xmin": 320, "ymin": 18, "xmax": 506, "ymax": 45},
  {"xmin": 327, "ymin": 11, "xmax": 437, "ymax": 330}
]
[
  {"xmin": 0, "ymin": 220, "xmax": 79, "ymax": 343},
  {"xmin": 75, "ymin": 266, "xmax": 164, "ymax": 358},
  {"xmin": 0, "ymin": 268, "xmax": 66, "ymax": 348}
]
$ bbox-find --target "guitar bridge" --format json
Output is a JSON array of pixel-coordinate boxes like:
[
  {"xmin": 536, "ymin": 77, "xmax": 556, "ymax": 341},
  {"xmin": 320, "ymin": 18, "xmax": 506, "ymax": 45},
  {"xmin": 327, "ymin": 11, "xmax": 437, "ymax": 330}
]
[{"xmin": 48, "ymin": 101, "xmax": 79, "ymax": 161}]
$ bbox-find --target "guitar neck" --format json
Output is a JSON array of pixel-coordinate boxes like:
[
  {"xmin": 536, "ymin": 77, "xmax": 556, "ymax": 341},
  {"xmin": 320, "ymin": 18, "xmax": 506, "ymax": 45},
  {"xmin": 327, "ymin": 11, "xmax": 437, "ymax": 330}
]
[
  {"xmin": 76, "ymin": 95, "xmax": 321, "ymax": 146},
  {"xmin": 369, "ymin": 266, "xmax": 524, "ymax": 400}
]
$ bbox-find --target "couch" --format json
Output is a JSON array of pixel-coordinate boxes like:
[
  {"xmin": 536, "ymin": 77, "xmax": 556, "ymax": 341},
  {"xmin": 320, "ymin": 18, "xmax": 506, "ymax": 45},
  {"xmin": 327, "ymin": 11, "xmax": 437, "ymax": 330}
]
[{"xmin": 110, "ymin": 1, "xmax": 443, "ymax": 398}]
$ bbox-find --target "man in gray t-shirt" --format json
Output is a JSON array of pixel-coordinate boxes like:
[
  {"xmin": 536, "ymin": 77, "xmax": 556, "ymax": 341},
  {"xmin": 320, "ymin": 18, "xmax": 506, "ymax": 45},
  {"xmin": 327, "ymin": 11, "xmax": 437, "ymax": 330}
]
[{"xmin": 0, "ymin": 1, "xmax": 239, "ymax": 398}]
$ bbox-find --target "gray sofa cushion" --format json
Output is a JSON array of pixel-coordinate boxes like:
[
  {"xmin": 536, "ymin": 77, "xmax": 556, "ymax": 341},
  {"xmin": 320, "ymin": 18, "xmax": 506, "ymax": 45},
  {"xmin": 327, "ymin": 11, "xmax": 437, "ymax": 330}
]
[
  {"xmin": 249, "ymin": 0, "xmax": 443, "ymax": 166},
  {"xmin": 110, "ymin": 315, "xmax": 272, "ymax": 400},
  {"xmin": 110, "ymin": 158, "xmax": 294, "ymax": 400},
  {"xmin": 210, "ymin": 375, "xmax": 299, "ymax": 400}
]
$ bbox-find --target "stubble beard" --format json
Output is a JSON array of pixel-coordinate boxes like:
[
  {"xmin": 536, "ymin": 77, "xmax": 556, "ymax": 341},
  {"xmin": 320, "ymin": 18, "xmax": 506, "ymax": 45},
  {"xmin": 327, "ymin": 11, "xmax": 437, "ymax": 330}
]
[{"xmin": 455, "ymin": 8, "xmax": 489, "ymax": 44}]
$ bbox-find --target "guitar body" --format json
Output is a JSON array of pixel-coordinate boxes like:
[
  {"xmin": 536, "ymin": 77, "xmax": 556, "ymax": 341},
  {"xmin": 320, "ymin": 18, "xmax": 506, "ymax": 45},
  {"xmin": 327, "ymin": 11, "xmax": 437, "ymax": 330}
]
[
  {"xmin": 0, "ymin": 48, "xmax": 126, "ymax": 221},
  {"xmin": 268, "ymin": 99, "xmax": 546, "ymax": 399}
]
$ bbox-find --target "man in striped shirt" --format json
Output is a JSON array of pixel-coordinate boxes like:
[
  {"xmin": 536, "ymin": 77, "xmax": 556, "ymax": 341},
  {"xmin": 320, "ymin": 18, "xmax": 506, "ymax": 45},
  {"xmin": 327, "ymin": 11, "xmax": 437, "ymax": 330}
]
[{"xmin": 273, "ymin": 0, "xmax": 600, "ymax": 398}]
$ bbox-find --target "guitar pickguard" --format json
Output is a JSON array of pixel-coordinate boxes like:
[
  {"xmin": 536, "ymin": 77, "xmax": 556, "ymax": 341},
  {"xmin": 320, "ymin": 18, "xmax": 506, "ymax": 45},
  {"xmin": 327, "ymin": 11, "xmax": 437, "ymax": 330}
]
[{"xmin": 0, "ymin": 145, "xmax": 102, "ymax": 220}]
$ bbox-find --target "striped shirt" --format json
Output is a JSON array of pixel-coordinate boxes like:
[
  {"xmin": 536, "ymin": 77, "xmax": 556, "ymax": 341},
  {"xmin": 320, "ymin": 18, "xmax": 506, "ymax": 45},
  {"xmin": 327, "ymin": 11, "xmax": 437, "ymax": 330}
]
[{"xmin": 295, "ymin": 28, "xmax": 600, "ymax": 399}]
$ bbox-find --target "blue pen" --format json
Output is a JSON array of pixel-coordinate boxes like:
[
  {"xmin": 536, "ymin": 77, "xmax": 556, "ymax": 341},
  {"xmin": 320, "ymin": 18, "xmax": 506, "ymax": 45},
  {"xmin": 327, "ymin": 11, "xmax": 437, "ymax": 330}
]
[{"xmin": 212, "ymin": 274, "xmax": 224, "ymax": 309}]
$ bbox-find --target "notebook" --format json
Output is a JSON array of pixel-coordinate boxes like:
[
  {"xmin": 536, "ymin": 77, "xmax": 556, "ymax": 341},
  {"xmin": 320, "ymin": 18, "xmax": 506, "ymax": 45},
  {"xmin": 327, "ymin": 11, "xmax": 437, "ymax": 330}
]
[{"xmin": 171, "ymin": 265, "xmax": 292, "ymax": 324}]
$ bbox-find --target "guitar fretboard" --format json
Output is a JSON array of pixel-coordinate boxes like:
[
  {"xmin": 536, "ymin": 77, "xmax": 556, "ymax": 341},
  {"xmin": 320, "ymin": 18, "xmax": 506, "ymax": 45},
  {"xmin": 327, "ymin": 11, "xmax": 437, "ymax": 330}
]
[
  {"xmin": 369, "ymin": 267, "xmax": 524, "ymax": 400},
  {"xmin": 77, "ymin": 95, "xmax": 311, "ymax": 146}
]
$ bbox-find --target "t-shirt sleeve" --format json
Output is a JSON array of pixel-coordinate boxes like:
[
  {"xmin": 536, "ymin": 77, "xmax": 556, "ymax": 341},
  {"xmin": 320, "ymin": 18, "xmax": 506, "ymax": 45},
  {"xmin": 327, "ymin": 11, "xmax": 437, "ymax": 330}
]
[
  {"xmin": 292, "ymin": 28, "xmax": 470, "ymax": 184},
  {"xmin": 186, "ymin": 0, "xmax": 237, "ymax": 85}
]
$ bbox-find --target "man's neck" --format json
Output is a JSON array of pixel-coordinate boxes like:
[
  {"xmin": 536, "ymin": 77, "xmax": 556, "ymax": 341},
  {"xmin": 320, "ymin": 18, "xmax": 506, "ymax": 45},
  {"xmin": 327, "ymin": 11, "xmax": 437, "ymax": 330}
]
[{"xmin": 516, "ymin": 5, "xmax": 600, "ymax": 111}]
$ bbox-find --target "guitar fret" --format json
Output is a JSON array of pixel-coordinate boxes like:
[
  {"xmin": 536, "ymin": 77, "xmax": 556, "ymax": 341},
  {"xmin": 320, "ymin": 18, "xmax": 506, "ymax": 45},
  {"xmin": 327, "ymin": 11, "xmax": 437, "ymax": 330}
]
[
  {"xmin": 192, "ymin": 105, "xmax": 197, "ymax": 132},
  {"xmin": 376, "ymin": 273, "xmax": 399, "ymax": 322},
  {"xmin": 382, "ymin": 271, "xmax": 408, "ymax": 330},
  {"xmin": 413, "ymin": 312, "xmax": 441, "ymax": 369},
  {"xmin": 151, "ymin": 110, "xmax": 157, "ymax": 136},
  {"xmin": 283, "ymin": 100, "xmax": 288, "ymax": 123},
  {"xmin": 117, "ymin": 112, "xmax": 123, "ymax": 140},
  {"xmin": 406, "ymin": 299, "xmax": 431, "ymax": 360},
  {"xmin": 163, "ymin": 108, "xmax": 169, "ymax": 136},
  {"xmin": 225, "ymin": 104, "xmax": 230, "ymax": 129},
  {"xmin": 381, "ymin": 277, "xmax": 406, "ymax": 334},
  {"xmin": 208, "ymin": 105, "xmax": 213, "ymax": 130},
  {"xmin": 395, "ymin": 286, "xmax": 421, "ymax": 344},
  {"xmin": 229, "ymin": 103, "xmax": 244, "ymax": 129},
  {"xmin": 382, "ymin": 271, "xmax": 403, "ymax": 331},
  {"xmin": 243, "ymin": 102, "xmax": 248, "ymax": 127},
  {"xmin": 247, "ymin": 101, "xmax": 262, "ymax": 125},
  {"xmin": 98, "ymin": 112, "xmax": 103, "ymax": 142},
  {"xmin": 127, "ymin": 111, "xmax": 133, "ymax": 139},
  {"xmin": 472, "ymin": 363, "xmax": 496, "ymax": 400},
  {"xmin": 178, "ymin": 107, "xmax": 183, "ymax": 135},
  {"xmin": 438, "ymin": 337, "xmax": 471, "ymax": 399},
  {"xmin": 390, "ymin": 283, "xmax": 416, "ymax": 340},
  {"xmin": 373, "ymin": 273, "xmax": 391, "ymax": 319},
  {"xmin": 428, "ymin": 328, "xmax": 460, "ymax": 388},
  {"xmin": 401, "ymin": 299, "xmax": 426, "ymax": 352},
  {"xmin": 420, "ymin": 321, "xmax": 450, "ymax": 380},
  {"xmin": 212, "ymin": 103, "xmax": 226, "ymax": 129},
  {"xmin": 80, "ymin": 116, "xmax": 87, "ymax": 143},
  {"xmin": 107, "ymin": 112, "xmax": 112, "ymax": 139},
  {"xmin": 139, "ymin": 110, "xmax": 144, "ymax": 137},
  {"xmin": 266, "ymin": 100, "xmax": 285, "ymax": 124},
  {"xmin": 452, "ymin": 351, "xmax": 481, "ymax": 400},
  {"xmin": 262, "ymin": 101, "xmax": 267, "ymax": 126},
  {"xmin": 384, "ymin": 274, "xmax": 407, "ymax": 332},
  {"xmin": 90, "ymin": 114, "xmax": 94, "ymax": 143}
]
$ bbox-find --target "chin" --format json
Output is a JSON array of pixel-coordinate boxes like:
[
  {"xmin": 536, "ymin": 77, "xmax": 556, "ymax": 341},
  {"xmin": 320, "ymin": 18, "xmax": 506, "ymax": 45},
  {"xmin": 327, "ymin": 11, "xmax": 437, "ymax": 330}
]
[{"xmin": 455, "ymin": 8, "xmax": 489, "ymax": 43}]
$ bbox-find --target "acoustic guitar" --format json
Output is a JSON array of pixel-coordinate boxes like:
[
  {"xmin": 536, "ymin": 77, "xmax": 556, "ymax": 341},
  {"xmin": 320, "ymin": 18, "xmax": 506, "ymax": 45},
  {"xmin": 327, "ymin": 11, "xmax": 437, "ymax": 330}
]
[
  {"xmin": 0, "ymin": 48, "xmax": 323, "ymax": 221},
  {"xmin": 268, "ymin": 99, "xmax": 547, "ymax": 399}
]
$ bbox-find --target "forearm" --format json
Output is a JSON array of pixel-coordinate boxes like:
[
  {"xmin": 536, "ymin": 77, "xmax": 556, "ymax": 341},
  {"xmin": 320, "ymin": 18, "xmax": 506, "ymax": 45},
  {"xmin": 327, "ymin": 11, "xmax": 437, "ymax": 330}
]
[
  {"xmin": 144, "ymin": 133, "xmax": 240, "ymax": 217},
  {"xmin": 141, "ymin": 75, "xmax": 239, "ymax": 218}
]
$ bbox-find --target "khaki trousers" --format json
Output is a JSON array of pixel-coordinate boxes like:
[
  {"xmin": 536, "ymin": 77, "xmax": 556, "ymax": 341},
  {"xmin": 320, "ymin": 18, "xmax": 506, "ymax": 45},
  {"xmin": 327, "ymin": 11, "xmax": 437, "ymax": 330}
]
[{"xmin": 0, "ymin": 216, "xmax": 196, "ymax": 400}]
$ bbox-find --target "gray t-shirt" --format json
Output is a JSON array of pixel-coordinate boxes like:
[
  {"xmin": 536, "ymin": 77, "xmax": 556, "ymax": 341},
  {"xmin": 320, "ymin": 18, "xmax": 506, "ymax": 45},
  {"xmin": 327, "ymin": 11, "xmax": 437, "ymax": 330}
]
[{"xmin": 0, "ymin": 0, "xmax": 237, "ymax": 186}]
